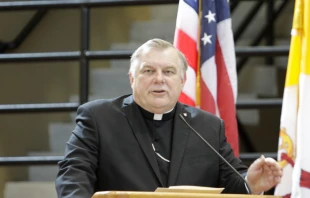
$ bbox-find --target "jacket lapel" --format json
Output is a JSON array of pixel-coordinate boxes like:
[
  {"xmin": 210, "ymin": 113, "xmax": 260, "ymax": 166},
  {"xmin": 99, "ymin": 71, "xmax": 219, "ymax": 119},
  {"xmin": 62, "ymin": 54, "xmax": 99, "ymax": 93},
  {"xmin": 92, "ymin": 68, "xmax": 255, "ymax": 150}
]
[
  {"xmin": 168, "ymin": 103, "xmax": 191, "ymax": 186},
  {"xmin": 121, "ymin": 96, "xmax": 164, "ymax": 186}
]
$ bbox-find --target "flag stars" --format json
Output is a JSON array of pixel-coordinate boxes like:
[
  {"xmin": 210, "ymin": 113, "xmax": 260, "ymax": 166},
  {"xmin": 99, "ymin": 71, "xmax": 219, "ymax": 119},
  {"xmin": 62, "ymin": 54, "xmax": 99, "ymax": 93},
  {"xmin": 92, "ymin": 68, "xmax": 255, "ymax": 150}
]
[
  {"xmin": 201, "ymin": 33, "xmax": 212, "ymax": 45},
  {"xmin": 205, "ymin": 10, "xmax": 216, "ymax": 23}
]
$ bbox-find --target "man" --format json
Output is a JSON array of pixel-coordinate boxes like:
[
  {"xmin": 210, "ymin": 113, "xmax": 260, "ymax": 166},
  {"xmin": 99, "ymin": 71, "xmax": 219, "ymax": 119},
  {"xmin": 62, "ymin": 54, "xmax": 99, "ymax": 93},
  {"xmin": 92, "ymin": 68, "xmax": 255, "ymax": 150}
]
[{"xmin": 56, "ymin": 38, "xmax": 282, "ymax": 198}]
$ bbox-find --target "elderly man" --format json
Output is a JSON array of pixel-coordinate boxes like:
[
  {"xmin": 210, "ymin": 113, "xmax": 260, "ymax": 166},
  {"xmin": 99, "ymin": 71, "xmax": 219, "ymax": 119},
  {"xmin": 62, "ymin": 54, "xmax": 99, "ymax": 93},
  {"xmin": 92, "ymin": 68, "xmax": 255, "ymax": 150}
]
[{"xmin": 56, "ymin": 38, "xmax": 282, "ymax": 198}]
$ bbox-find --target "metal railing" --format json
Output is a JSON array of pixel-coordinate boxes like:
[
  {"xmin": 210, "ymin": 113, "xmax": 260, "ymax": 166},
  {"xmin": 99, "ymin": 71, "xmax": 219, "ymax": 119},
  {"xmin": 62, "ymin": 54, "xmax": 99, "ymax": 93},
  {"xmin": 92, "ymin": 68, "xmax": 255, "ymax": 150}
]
[
  {"xmin": 0, "ymin": 46, "xmax": 289, "ymax": 62},
  {"xmin": 0, "ymin": 152, "xmax": 278, "ymax": 166}
]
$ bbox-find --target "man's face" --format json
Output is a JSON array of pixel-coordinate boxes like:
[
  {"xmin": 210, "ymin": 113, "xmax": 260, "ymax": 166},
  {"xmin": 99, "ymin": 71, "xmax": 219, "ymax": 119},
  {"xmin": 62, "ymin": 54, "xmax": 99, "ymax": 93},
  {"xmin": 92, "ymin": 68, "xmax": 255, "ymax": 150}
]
[{"xmin": 129, "ymin": 47, "xmax": 186, "ymax": 114}]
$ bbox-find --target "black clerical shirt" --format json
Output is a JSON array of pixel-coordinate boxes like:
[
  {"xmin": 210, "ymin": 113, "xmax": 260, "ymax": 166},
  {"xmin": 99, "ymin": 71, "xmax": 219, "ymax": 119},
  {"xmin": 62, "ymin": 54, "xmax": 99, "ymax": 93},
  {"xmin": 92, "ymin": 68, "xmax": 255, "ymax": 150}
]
[{"xmin": 139, "ymin": 106, "xmax": 176, "ymax": 187}]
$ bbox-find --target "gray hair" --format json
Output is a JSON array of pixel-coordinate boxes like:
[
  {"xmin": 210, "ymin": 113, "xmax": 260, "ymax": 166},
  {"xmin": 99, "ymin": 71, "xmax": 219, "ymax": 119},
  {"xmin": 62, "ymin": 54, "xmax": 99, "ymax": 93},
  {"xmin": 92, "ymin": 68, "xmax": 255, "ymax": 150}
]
[{"xmin": 129, "ymin": 38, "xmax": 188, "ymax": 78}]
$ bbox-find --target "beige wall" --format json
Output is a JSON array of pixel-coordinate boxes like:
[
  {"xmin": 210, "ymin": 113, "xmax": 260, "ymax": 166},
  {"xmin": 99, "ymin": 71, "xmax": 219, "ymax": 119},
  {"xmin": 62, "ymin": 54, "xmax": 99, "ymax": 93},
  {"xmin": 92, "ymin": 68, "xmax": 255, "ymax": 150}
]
[{"xmin": 0, "ymin": 6, "xmax": 150, "ymax": 198}]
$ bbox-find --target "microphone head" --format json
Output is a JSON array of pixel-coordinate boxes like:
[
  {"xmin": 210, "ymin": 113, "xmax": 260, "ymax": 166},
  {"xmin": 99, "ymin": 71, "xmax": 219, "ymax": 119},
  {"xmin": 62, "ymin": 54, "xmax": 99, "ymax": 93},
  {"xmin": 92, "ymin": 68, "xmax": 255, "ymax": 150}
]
[{"xmin": 179, "ymin": 113, "xmax": 186, "ymax": 121}]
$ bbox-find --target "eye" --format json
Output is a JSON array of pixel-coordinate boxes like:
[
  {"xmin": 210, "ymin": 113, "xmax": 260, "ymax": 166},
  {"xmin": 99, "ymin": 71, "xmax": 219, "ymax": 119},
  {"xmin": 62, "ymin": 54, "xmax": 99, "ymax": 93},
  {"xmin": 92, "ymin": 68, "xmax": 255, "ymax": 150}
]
[
  {"xmin": 143, "ymin": 69, "xmax": 153, "ymax": 74},
  {"xmin": 164, "ymin": 70, "xmax": 175, "ymax": 75}
]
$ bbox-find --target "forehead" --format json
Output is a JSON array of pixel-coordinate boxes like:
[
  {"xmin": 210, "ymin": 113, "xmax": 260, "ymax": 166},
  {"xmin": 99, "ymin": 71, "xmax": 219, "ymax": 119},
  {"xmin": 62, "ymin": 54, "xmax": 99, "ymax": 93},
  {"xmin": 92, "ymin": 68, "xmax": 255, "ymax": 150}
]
[{"xmin": 139, "ymin": 47, "xmax": 181, "ymax": 67}]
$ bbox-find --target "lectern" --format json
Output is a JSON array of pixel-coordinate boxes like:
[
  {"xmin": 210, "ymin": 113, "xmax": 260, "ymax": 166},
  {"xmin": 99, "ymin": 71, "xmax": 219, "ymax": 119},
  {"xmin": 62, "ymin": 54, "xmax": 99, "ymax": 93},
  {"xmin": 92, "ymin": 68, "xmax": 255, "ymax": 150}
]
[{"xmin": 92, "ymin": 191, "xmax": 281, "ymax": 198}]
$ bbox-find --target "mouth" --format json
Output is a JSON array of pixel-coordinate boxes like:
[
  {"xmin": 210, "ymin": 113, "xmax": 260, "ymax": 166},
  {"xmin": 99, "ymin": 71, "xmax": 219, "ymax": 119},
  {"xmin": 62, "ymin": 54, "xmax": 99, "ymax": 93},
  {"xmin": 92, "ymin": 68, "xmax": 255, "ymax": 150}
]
[
  {"xmin": 152, "ymin": 90, "xmax": 166, "ymax": 93},
  {"xmin": 151, "ymin": 90, "xmax": 167, "ymax": 95}
]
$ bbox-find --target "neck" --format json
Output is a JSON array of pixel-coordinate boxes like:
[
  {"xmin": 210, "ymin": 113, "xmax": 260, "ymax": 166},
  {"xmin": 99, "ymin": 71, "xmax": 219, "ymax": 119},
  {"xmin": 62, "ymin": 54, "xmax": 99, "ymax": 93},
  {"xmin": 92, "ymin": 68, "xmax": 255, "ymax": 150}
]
[
  {"xmin": 133, "ymin": 97, "xmax": 176, "ymax": 114},
  {"xmin": 138, "ymin": 104, "xmax": 176, "ymax": 121},
  {"xmin": 140, "ymin": 106, "xmax": 174, "ymax": 114}
]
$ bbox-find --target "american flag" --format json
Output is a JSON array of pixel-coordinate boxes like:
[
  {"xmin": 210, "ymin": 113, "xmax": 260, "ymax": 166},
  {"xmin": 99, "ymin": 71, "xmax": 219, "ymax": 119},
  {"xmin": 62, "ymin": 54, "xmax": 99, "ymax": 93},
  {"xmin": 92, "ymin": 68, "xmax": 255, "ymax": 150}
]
[{"xmin": 174, "ymin": 0, "xmax": 239, "ymax": 156}]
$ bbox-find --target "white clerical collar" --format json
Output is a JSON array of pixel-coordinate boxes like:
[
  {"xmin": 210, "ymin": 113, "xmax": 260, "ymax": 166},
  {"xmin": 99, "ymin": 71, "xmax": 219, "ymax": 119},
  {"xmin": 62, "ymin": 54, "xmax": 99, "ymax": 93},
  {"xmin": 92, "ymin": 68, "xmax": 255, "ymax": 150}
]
[
  {"xmin": 137, "ymin": 103, "xmax": 176, "ymax": 121},
  {"xmin": 153, "ymin": 108, "xmax": 174, "ymax": 121},
  {"xmin": 153, "ymin": 114, "xmax": 163, "ymax": 120}
]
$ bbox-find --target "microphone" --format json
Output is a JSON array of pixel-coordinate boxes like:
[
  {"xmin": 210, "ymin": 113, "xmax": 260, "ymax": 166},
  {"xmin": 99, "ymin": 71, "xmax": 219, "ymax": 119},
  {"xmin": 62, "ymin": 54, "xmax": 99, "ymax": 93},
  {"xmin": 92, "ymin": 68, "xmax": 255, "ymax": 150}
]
[{"xmin": 179, "ymin": 114, "xmax": 252, "ymax": 194}]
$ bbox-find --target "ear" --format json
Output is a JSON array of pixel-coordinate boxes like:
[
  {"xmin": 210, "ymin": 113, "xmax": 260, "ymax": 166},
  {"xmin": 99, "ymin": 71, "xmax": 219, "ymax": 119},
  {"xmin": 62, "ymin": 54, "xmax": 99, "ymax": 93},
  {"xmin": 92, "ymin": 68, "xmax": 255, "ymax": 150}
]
[
  {"xmin": 129, "ymin": 72, "xmax": 134, "ymax": 88},
  {"xmin": 181, "ymin": 72, "xmax": 187, "ymax": 88}
]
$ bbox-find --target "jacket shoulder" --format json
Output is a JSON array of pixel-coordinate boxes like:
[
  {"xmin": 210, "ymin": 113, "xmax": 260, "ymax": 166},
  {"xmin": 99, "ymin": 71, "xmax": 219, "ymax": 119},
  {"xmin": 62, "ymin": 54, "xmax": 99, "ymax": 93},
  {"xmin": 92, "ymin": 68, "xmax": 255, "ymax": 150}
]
[
  {"xmin": 181, "ymin": 103, "xmax": 222, "ymax": 123},
  {"xmin": 78, "ymin": 94, "xmax": 131, "ymax": 113}
]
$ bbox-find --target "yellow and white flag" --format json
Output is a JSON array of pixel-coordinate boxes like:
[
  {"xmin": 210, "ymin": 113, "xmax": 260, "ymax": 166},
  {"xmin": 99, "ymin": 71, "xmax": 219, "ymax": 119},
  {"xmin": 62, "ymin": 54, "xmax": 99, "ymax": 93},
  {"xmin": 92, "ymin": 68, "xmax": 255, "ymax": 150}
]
[{"xmin": 275, "ymin": 0, "xmax": 310, "ymax": 197}]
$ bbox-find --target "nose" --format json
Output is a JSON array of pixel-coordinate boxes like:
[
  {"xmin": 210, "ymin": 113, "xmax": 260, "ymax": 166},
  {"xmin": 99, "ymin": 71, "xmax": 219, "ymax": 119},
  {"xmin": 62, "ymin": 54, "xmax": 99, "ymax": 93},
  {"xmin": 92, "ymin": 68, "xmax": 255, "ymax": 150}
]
[{"xmin": 154, "ymin": 71, "xmax": 165, "ymax": 83}]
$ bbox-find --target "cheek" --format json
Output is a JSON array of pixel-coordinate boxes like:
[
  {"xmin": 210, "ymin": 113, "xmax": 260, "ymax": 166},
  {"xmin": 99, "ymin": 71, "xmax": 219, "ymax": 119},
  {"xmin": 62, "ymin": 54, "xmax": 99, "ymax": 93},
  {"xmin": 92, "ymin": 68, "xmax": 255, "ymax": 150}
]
[
  {"xmin": 139, "ymin": 78, "xmax": 151, "ymax": 86},
  {"xmin": 133, "ymin": 78, "xmax": 149, "ymax": 91},
  {"xmin": 169, "ymin": 79, "xmax": 183, "ymax": 89}
]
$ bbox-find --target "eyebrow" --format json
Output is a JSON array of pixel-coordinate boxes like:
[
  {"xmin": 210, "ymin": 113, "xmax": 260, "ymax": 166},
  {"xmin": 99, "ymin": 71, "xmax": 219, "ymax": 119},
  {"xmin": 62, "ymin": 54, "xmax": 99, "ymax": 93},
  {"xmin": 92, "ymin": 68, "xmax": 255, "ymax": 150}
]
[
  {"xmin": 139, "ymin": 62, "xmax": 151, "ymax": 70},
  {"xmin": 164, "ymin": 66, "xmax": 177, "ymax": 70},
  {"xmin": 140, "ymin": 62, "xmax": 177, "ymax": 70},
  {"xmin": 140, "ymin": 63, "xmax": 152, "ymax": 68}
]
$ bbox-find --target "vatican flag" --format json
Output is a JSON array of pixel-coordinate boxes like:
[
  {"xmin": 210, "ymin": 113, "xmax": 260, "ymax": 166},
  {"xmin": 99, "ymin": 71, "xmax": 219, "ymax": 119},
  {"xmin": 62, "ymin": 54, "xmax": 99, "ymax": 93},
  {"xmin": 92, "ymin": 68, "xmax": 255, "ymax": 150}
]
[{"xmin": 275, "ymin": 0, "xmax": 310, "ymax": 197}]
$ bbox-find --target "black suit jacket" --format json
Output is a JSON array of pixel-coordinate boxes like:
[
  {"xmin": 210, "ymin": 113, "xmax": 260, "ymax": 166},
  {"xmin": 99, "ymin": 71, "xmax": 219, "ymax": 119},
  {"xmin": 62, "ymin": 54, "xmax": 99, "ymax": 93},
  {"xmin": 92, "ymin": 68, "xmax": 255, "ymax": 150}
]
[{"xmin": 56, "ymin": 95, "xmax": 248, "ymax": 198}]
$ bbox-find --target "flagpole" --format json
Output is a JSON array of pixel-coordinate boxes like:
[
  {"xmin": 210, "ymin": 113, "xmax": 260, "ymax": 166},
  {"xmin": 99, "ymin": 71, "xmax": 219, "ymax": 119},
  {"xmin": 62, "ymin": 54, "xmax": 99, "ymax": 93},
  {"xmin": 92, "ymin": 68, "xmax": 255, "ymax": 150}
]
[{"xmin": 196, "ymin": 0, "xmax": 202, "ymax": 108}]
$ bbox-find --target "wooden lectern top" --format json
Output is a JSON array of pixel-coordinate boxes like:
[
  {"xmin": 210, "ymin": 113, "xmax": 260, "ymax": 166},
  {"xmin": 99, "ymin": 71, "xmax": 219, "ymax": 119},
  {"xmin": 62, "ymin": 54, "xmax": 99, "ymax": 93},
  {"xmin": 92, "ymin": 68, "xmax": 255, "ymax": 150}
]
[{"xmin": 92, "ymin": 191, "xmax": 281, "ymax": 198}]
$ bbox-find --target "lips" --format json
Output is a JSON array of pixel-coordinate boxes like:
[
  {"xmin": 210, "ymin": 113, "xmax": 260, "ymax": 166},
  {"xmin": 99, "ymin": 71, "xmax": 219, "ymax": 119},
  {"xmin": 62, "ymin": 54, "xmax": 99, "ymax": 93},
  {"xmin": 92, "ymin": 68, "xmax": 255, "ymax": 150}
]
[
  {"xmin": 153, "ymin": 90, "xmax": 165, "ymax": 93},
  {"xmin": 150, "ymin": 89, "xmax": 167, "ymax": 96}
]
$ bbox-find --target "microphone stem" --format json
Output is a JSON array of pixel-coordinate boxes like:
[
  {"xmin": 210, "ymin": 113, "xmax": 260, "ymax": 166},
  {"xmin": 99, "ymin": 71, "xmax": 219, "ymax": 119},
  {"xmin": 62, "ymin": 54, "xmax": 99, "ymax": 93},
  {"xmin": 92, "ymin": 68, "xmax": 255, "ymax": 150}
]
[{"xmin": 179, "ymin": 114, "xmax": 252, "ymax": 194}]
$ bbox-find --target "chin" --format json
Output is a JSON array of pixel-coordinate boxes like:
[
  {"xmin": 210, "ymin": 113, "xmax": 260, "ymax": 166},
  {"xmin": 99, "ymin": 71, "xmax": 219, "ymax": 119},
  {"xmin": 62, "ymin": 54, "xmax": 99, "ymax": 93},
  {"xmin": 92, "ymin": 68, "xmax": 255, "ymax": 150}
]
[{"xmin": 151, "ymin": 104, "xmax": 172, "ymax": 112}]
